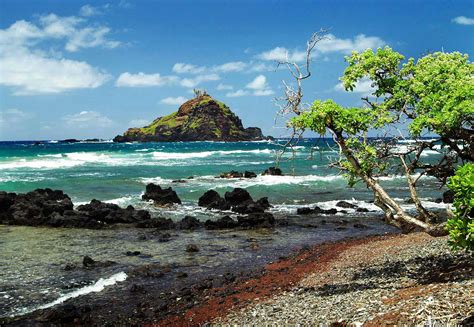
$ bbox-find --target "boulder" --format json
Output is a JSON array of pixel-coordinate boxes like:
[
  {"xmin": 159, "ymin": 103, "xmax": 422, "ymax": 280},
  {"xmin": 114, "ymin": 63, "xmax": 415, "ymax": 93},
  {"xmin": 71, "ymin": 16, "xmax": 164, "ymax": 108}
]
[
  {"xmin": 335, "ymin": 201, "xmax": 358, "ymax": 209},
  {"xmin": 177, "ymin": 216, "xmax": 201, "ymax": 230},
  {"xmin": 225, "ymin": 188, "xmax": 253, "ymax": 206},
  {"xmin": 220, "ymin": 171, "xmax": 243, "ymax": 178},
  {"xmin": 244, "ymin": 171, "xmax": 257, "ymax": 178},
  {"xmin": 198, "ymin": 190, "xmax": 228, "ymax": 210},
  {"xmin": 313, "ymin": 206, "xmax": 338, "ymax": 215},
  {"xmin": 204, "ymin": 216, "xmax": 238, "ymax": 230},
  {"xmin": 185, "ymin": 244, "xmax": 200, "ymax": 253},
  {"xmin": 142, "ymin": 183, "xmax": 181, "ymax": 205},
  {"xmin": 297, "ymin": 207, "xmax": 314, "ymax": 215},
  {"xmin": 237, "ymin": 212, "xmax": 275, "ymax": 229},
  {"xmin": 262, "ymin": 167, "xmax": 282, "ymax": 176}
]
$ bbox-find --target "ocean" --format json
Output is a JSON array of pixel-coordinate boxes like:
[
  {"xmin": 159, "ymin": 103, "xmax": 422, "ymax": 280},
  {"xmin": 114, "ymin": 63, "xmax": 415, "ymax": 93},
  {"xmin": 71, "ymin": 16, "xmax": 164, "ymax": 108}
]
[{"xmin": 0, "ymin": 138, "xmax": 447, "ymax": 318}]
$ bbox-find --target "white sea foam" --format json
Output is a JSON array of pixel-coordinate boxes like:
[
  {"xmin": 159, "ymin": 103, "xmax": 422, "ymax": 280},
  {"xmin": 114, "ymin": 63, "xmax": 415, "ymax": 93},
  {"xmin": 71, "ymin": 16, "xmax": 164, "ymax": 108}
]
[
  {"xmin": 11, "ymin": 272, "xmax": 127, "ymax": 317},
  {"xmin": 151, "ymin": 149, "xmax": 274, "ymax": 160}
]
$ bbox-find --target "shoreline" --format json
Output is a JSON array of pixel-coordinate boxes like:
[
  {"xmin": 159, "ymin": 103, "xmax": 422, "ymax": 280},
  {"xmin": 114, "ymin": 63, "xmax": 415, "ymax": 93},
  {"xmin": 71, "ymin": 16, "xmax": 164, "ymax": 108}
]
[{"xmin": 4, "ymin": 231, "xmax": 471, "ymax": 326}]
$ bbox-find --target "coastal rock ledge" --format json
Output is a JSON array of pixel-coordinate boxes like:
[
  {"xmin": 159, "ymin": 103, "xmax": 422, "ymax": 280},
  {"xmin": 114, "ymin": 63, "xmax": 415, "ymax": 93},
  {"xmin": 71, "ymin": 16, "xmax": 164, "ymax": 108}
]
[{"xmin": 114, "ymin": 93, "xmax": 268, "ymax": 142}]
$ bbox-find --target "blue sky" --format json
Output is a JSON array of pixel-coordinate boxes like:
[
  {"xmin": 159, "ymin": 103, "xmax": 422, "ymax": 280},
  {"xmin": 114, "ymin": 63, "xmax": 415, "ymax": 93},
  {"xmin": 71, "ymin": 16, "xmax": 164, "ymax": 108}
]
[{"xmin": 0, "ymin": 0, "xmax": 473, "ymax": 140}]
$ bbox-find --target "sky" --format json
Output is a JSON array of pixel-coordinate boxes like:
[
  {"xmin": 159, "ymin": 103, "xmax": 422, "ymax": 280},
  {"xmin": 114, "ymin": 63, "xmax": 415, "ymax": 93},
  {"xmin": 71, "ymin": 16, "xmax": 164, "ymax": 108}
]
[{"xmin": 0, "ymin": 0, "xmax": 473, "ymax": 141}]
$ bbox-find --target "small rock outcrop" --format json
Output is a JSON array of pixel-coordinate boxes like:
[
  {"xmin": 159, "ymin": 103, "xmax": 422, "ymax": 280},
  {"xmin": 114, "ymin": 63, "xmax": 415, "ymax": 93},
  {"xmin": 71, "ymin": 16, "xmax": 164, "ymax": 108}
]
[
  {"xmin": 142, "ymin": 184, "xmax": 181, "ymax": 206},
  {"xmin": 0, "ymin": 189, "xmax": 151, "ymax": 228},
  {"xmin": 113, "ymin": 94, "xmax": 268, "ymax": 142},
  {"xmin": 262, "ymin": 167, "xmax": 282, "ymax": 176},
  {"xmin": 198, "ymin": 188, "xmax": 275, "ymax": 228}
]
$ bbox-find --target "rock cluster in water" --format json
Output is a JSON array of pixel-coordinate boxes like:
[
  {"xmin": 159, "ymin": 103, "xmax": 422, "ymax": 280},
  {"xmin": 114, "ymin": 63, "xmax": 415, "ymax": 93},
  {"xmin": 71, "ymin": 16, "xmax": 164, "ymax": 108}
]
[
  {"xmin": 0, "ymin": 189, "xmax": 151, "ymax": 228},
  {"xmin": 113, "ymin": 94, "xmax": 268, "ymax": 142}
]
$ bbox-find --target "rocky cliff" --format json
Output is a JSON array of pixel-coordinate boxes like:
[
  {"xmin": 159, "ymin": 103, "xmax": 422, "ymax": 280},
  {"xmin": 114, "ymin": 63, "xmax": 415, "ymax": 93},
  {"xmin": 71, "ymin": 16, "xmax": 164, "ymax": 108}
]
[{"xmin": 113, "ymin": 95, "xmax": 267, "ymax": 142}]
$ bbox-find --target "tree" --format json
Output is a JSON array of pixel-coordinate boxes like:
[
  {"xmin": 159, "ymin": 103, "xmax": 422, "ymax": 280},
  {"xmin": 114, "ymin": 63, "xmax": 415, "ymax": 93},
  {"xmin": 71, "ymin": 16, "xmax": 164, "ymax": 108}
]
[
  {"xmin": 278, "ymin": 36, "xmax": 473, "ymax": 236},
  {"xmin": 446, "ymin": 163, "xmax": 474, "ymax": 252}
]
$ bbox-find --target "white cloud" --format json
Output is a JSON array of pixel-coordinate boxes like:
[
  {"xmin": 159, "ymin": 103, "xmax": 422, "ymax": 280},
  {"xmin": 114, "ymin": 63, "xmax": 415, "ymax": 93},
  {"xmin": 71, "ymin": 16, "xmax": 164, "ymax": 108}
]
[
  {"xmin": 217, "ymin": 83, "xmax": 234, "ymax": 91},
  {"xmin": 256, "ymin": 47, "xmax": 306, "ymax": 62},
  {"xmin": 226, "ymin": 89, "xmax": 248, "ymax": 97},
  {"xmin": 0, "ymin": 13, "xmax": 118, "ymax": 95},
  {"xmin": 248, "ymin": 62, "xmax": 275, "ymax": 73},
  {"xmin": 172, "ymin": 63, "xmax": 206, "ymax": 74},
  {"xmin": 246, "ymin": 75, "xmax": 268, "ymax": 90},
  {"xmin": 245, "ymin": 74, "xmax": 274, "ymax": 96},
  {"xmin": 160, "ymin": 96, "xmax": 188, "ymax": 105},
  {"xmin": 116, "ymin": 72, "xmax": 178, "ymax": 87},
  {"xmin": 79, "ymin": 5, "xmax": 101, "ymax": 17},
  {"xmin": 179, "ymin": 74, "xmax": 220, "ymax": 88},
  {"xmin": 317, "ymin": 33, "xmax": 385, "ymax": 54},
  {"xmin": 63, "ymin": 111, "xmax": 114, "ymax": 128},
  {"xmin": 213, "ymin": 61, "xmax": 247, "ymax": 73},
  {"xmin": 253, "ymin": 89, "xmax": 275, "ymax": 96},
  {"xmin": 452, "ymin": 16, "xmax": 474, "ymax": 25},
  {"xmin": 334, "ymin": 77, "xmax": 375, "ymax": 94},
  {"xmin": 256, "ymin": 34, "xmax": 386, "ymax": 63},
  {"xmin": 0, "ymin": 47, "xmax": 110, "ymax": 95},
  {"xmin": 129, "ymin": 119, "xmax": 150, "ymax": 127}
]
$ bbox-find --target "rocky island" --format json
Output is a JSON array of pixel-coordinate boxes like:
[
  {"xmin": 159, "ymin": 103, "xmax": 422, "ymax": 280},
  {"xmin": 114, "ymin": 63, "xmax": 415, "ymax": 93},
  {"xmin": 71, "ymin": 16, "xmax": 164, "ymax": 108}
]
[{"xmin": 113, "ymin": 92, "xmax": 268, "ymax": 142}]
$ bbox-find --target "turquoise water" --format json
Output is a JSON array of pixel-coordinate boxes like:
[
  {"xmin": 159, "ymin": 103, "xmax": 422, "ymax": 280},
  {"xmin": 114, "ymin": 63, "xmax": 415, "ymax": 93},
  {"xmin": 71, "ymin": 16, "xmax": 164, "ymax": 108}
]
[
  {"xmin": 0, "ymin": 139, "xmax": 445, "ymax": 210},
  {"xmin": 0, "ymin": 139, "xmax": 448, "ymax": 318}
]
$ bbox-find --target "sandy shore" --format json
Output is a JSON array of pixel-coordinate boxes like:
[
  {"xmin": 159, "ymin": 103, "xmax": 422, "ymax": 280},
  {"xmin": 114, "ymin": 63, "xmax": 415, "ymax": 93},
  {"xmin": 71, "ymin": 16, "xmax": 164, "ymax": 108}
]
[{"xmin": 157, "ymin": 233, "xmax": 473, "ymax": 326}]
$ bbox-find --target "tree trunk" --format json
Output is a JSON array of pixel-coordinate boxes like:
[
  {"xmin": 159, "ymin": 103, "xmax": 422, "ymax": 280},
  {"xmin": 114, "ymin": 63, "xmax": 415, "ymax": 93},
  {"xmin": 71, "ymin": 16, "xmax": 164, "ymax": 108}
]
[{"xmin": 333, "ymin": 131, "xmax": 447, "ymax": 236}]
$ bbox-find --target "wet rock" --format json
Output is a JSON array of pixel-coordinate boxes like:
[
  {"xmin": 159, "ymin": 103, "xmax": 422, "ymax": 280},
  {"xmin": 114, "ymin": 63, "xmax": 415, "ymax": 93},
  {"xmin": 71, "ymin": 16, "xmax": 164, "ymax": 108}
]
[
  {"xmin": 142, "ymin": 183, "xmax": 181, "ymax": 206},
  {"xmin": 225, "ymin": 188, "xmax": 253, "ymax": 206},
  {"xmin": 130, "ymin": 264, "xmax": 165, "ymax": 278},
  {"xmin": 237, "ymin": 212, "xmax": 275, "ymax": 228},
  {"xmin": 82, "ymin": 256, "xmax": 96, "ymax": 268},
  {"xmin": 262, "ymin": 167, "xmax": 282, "ymax": 176},
  {"xmin": 204, "ymin": 216, "xmax": 238, "ymax": 230},
  {"xmin": 64, "ymin": 263, "xmax": 76, "ymax": 271},
  {"xmin": 220, "ymin": 170, "xmax": 243, "ymax": 178},
  {"xmin": 297, "ymin": 207, "xmax": 314, "ymax": 215},
  {"xmin": 177, "ymin": 216, "xmax": 201, "ymax": 230},
  {"xmin": 136, "ymin": 217, "xmax": 176, "ymax": 229},
  {"xmin": 77, "ymin": 199, "xmax": 151, "ymax": 225},
  {"xmin": 36, "ymin": 303, "xmax": 91, "ymax": 324},
  {"xmin": 336, "ymin": 201, "xmax": 358, "ymax": 209},
  {"xmin": 126, "ymin": 251, "xmax": 141, "ymax": 256},
  {"xmin": 356, "ymin": 208, "xmax": 370, "ymax": 213},
  {"xmin": 176, "ymin": 272, "xmax": 188, "ymax": 278},
  {"xmin": 313, "ymin": 206, "xmax": 338, "ymax": 215},
  {"xmin": 354, "ymin": 223, "xmax": 369, "ymax": 229},
  {"xmin": 172, "ymin": 179, "xmax": 186, "ymax": 183},
  {"xmin": 255, "ymin": 197, "xmax": 271, "ymax": 210},
  {"xmin": 198, "ymin": 190, "xmax": 228, "ymax": 210},
  {"xmin": 244, "ymin": 171, "xmax": 257, "ymax": 178},
  {"xmin": 129, "ymin": 283, "xmax": 146, "ymax": 293},
  {"xmin": 442, "ymin": 190, "xmax": 454, "ymax": 203},
  {"xmin": 186, "ymin": 244, "xmax": 200, "ymax": 253}
]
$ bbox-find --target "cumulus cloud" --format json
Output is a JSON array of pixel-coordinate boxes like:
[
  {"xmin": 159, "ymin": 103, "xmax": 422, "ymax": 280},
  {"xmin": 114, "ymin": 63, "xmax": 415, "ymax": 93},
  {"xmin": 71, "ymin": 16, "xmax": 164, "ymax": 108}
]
[
  {"xmin": 226, "ymin": 89, "xmax": 248, "ymax": 97},
  {"xmin": 217, "ymin": 83, "xmax": 234, "ymax": 91},
  {"xmin": 179, "ymin": 74, "xmax": 220, "ymax": 88},
  {"xmin": 452, "ymin": 16, "xmax": 474, "ymax": 25},
  {"xmin": 0, "ymin": 13, "xmax": 118, "ymax": 95},
  {"xmin": 256, "ymin": 33, "xmax": 386, "ymax": 63},
  {"xmin": 213, "ymin": 61, "xmax": 247, "ymax": 73},
  {"xmin": 172, "ymin": 63, "xmax": 206, "ymax": 74},
  {"xmin": 116, "ymin": 72, "xmax": 178, "ymax": 87},
  {"xmin": 334, "ymin": 77, "xmax": 375, "ymax": 94},
  {"xmin": 160, "ymin": 96, "xmax": 188, "ymax": 105},
  {"xmin": 317, "ymin": 33, "xmax": 385, "ymax": 54},
  {"xmin": 79, "ymin": 5, "xmax": 102, "ymax": 17},
  {"xmin": 246, "ymin": 75, "xmax": 274, "ymax": 96},
  {"xmin": 256, "ymin": 47, "xmax": 306, "ymax": 62},
  {"xmin": 62, "ymin": 111, "xmax": 114, "ymax": 128}
]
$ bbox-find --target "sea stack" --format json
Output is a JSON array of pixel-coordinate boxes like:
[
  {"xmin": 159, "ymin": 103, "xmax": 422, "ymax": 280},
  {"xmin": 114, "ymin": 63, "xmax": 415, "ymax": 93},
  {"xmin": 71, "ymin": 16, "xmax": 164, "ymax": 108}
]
[{"xmin": 114, "ymin": 92, "xmax": 268, "ymax": 142}]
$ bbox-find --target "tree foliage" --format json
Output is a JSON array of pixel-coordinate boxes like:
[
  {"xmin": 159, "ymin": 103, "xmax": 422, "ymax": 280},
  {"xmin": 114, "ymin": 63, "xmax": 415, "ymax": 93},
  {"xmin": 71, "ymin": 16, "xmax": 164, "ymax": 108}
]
[
  {"xmin": 446, "ymin": 163, "xmax": 474, "ymax": 252},
  {"xmin": 286, "ymin": 45, "xmax": 473, "ymax": 238}
]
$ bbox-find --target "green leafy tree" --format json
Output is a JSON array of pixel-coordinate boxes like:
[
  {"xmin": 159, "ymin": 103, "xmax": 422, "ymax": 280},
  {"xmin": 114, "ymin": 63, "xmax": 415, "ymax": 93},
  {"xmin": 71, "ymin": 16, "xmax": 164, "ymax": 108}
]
[
  {"xmin": 446, "ymin": 163, "xmax": 474, "ymax": 252},
  {"xmin": 281, "ymin": 38, "xmax": 473, "ymax": 236}
]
